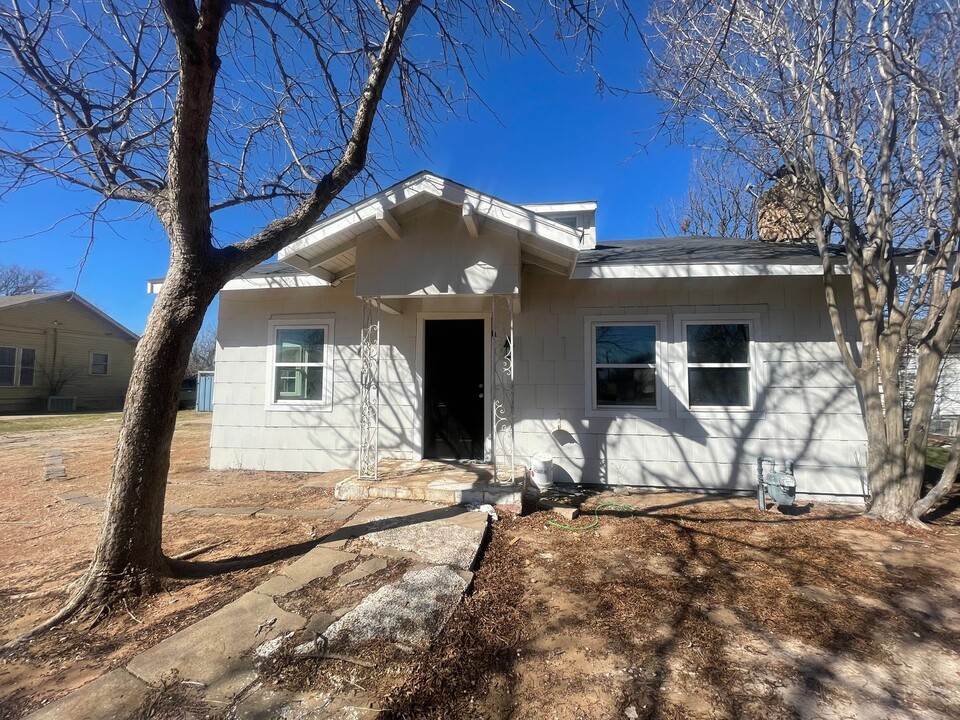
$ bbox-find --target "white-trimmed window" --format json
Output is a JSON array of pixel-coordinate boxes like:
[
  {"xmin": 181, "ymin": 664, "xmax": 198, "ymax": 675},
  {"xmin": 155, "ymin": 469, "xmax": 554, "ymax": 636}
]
[
  {"xmin": 90, "ymin": 351, "xmax": 110, "ymax": 376},
  {"xmin": 589, "ymin": 320, "xmax": 661, "ymax": 411},
  {"xmin": 19, "ymin": 348, "xmax": 36, "ymax": 386},
  {"xmin": 683, "ymin": 321, "xmax": 753, "ymax": 409},
  {"xmin": 268, "ymin": 319, "xmax": 334, "ymax": 408},
  {"xmin": 1, "ymin": 346, "xmax": 37, "ymax": 387},
  {"xmin": 0, "ymin": 346, "xmax": 16, "ymax": 386}
]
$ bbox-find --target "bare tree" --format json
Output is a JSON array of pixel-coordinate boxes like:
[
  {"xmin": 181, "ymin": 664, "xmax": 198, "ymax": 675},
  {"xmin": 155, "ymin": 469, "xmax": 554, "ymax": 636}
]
[
  {"xmin": 0, "ymin": 264, "xmax": 57, "ymax": 295},
  {"xmin": 657, "ymin": 151, "xmax": 762, "ymax": 238},
  {"xmin": 187, "ymin": 325, "xmax": 217, "ymax": 378},
  {"xmin": 0, "ymin": 0, "xmax": 618, "ymax": 645},
  {"xmin": 39, "ymin": 357, "xmax": 86, "ymax": 396},
  {"xmin": 647, "ymin": 0, "xmax": 960, "ymax": 522}
]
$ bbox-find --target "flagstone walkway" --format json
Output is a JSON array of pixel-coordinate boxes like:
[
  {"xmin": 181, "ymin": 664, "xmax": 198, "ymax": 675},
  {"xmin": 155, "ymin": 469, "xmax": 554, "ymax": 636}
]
[
  {"xmin": 26, "ymin": 499, "xmax": 491, "ymax": 720},
  {"xmin": 56, "ymin": 490, "xmax": 360, "ymax": 523}
]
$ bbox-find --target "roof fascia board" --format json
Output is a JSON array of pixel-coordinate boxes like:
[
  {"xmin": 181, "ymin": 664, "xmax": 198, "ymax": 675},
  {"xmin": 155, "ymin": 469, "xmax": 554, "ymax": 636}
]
[
  {"xmin": 222, "ymin": 274, "xmax": 330, "ymax": 291},
  {"xmin": 571, "ymin": 263, "xmax": 850, "ymax": 279},
  {"xmin": 521, "ymin": 201, "xmax": 597, "ymax": 214},
  {"xmin": 62, "ymin": 292, "xmax": 140, "ymax": 341},
  {"xmin": 0, "ymin": 291, "xmax": 70, "ymax": 311},
  {"xmin": 279, "ymin": 172, "xmax": 584, "ymax": 262}
]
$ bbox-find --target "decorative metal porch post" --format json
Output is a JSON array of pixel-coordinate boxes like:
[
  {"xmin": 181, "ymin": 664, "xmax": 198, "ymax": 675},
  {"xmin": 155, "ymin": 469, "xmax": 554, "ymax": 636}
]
[
  {"xmin": 358, "ymin": 296, "xmax": 381, "ymax": 480},
  {"xmin": 491, "ymin": 294, "xmax": 516, "ymax": 483}
]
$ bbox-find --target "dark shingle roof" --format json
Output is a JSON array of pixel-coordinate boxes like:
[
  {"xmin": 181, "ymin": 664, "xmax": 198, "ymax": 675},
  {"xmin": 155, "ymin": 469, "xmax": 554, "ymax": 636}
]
[{"xmin": 577, "ymin": 236, "xmax": 835, "ymax": 267}]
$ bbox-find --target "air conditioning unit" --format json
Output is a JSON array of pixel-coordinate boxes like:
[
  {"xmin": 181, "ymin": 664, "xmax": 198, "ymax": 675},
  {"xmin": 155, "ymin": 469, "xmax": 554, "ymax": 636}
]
[{"xmin": 47, "ymin": 396, "xmax": 77, "ymax": 413}]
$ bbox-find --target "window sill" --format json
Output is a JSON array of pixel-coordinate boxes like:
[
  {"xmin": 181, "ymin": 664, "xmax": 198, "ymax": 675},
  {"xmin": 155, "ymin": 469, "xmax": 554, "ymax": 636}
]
[
  {"xmin": 587, "ymin": 406, "xmax": 670, "ymax": 419},
  {"xmin": 265, "ymin": 402, "xmax": 332, "ymax": 413}
]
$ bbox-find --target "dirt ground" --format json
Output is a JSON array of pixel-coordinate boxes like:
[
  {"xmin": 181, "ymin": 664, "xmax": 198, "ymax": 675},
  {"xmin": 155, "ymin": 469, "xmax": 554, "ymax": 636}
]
[
  {"xmin": 3, "ymin": 413, "xmax": 960, "ymax": 720},
  {"xmin": 0, "ymin": 412, "xmax": 359, "ymax": 719},
  {"xmin": 387, "ymin": 496, "xmax": 960, "ymax": 720}
]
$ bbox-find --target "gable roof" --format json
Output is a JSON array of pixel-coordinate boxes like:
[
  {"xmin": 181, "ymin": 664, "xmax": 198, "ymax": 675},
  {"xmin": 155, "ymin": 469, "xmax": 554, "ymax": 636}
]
[
  {"xmin": 278, "ymin": 170, "xmax": 587, "ymax": 282},
  {"xmin": 0, "ymin": 291, "xmax": 139, "ymax": 342}
]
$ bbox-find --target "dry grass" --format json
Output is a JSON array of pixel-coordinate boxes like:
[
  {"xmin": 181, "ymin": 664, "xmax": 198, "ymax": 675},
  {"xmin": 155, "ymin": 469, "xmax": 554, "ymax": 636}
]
[{"xmin": 0, "ymin": 414, "xmax": 358, "ymax": 719}]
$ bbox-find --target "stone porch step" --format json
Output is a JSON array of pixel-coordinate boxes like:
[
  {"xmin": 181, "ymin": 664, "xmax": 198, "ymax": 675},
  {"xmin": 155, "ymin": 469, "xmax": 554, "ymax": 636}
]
[{"xmin": 334, "ymin": 473, "xmax": 524, "ymax": 506}]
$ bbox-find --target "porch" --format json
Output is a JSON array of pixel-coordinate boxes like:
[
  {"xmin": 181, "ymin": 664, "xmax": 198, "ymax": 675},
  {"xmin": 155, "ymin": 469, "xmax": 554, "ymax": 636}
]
[{"xmin": 335, "ymin": 458, "xmax": 526, "ymax": 505}]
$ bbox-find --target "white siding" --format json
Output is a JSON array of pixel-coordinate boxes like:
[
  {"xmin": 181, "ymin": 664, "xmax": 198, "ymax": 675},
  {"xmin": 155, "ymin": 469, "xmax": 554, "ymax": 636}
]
[
  {"xmin": 0, "ymin": 298, "xmax": 136, "ymax": 412},
  {"xmin": 354, "ymin": 202, "xmax": 520, "ymax": 297},
  {"xmin": 212, "ymin": 268, "xmax": 868, "ymax": 502}
]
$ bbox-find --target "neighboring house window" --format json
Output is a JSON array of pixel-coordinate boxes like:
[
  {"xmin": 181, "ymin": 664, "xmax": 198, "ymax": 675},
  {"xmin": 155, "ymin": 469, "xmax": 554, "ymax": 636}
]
[
  {"xmin": 19, "ymin": 348, "xmax": 36, "ymax": 387},
  {"xmin": 268, "ymin": 320, "xmax": 333, "ymax": 407},
  {"xmin": 590, "ymin": 321, "xmax": 659, "ymax": 409},
  {"xmin": 90, "ymin": 352, "xmax": 110, "ymax": 375},
  {"xmin": 684, "ymin": 321, "xmax": 753, "ymax": 408},
  {"xmin": 0, "ymin": 346, "xmax": 36, "ymax": 387},
  {"xmin": 0, "ymin": 346, "xmax": 15, "ymax": 386}
]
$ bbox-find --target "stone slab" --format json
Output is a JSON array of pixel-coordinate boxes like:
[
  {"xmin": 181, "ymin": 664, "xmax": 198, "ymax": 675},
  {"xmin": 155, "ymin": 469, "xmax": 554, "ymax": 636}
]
[
  {"xmin": 335, "ymin": 477, "xmax": 521, "ymax": 506},
  {"xmin": 203, "ymin": 667, "xmax": 260, "ymax": 705},
  {"xmin": 276, "ymin": 547, "xmax": 356, "ymax": 587},
  {"xmin": 361, "ymin": 516, "xmax": 487, "ymax": 569},
  {"xmin": 337, "ymin": 557, "xmax": 389, "ymax": 586},
  {"xmin": 25, "ymin": 669, "xmax": 150, "ymax": 720},
  {"xmin": 327, "ymin": 500, "xmax": 488, "ymax": 569},
  {"xmin": 126, "ymin": 591, "xmax": 306, "ymax": 685},
  {"xmin": 253, "ymin": 547, "xmax": 356, "ymax": 598},
  {"xmin": 324, "ymin": 566, "xmax": 469, "ymax": 650},
  {"xmin": 57, "ymin": 490, "xmax": 86, "ymax": 501},
  {"xmin": 181, "ymin": 506, "xmax": 264, "ymax": 517}
]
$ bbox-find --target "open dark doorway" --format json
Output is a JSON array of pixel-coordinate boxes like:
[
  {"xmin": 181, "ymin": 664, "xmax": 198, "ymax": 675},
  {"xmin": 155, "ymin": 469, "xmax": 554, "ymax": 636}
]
[{"xmin": 423, "ymin": 319, "xmax": 484, "ymax": 460}]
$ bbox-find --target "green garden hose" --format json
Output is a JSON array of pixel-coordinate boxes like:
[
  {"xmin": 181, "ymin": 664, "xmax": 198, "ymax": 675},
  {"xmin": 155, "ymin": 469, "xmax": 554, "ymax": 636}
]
[{"xmin": 546, "ymin": 501, "xmax": 638, "ymax": 531}]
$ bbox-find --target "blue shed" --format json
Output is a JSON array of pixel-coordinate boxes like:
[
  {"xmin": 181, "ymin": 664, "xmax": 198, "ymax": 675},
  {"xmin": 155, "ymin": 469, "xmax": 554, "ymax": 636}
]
[{"xmin": 196, "ymin": 371, "xmax": 215, "ymax": 412}]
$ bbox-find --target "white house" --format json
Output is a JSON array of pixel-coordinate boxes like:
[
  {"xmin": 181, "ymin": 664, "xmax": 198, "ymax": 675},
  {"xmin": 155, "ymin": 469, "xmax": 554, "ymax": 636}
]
[{"xmin": 204, "ymin": 171, "xmax": 868, "ymax": 502}]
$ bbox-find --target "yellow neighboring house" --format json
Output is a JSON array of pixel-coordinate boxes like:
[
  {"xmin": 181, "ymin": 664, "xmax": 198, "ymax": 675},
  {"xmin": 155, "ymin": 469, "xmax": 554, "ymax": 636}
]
[{"xmin": 0, "ymin": 292, "xmax": 139, "ymax": 413}]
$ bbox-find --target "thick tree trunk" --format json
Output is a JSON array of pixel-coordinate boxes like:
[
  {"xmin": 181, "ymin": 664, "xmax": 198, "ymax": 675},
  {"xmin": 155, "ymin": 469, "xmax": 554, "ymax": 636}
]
[
  {"xmin": 83, "ymin": 261, "xmax": 217, "ymax": 602},
  {"xmin": 863, "ymin": 347, "xmax": 913, "ymax": 521}
]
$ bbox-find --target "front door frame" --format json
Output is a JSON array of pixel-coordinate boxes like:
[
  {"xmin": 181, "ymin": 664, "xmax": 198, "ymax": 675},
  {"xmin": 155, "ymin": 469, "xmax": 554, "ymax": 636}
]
[{"xmin": 416, "ymin": 311, "xmax": 491, "ymax": 461}]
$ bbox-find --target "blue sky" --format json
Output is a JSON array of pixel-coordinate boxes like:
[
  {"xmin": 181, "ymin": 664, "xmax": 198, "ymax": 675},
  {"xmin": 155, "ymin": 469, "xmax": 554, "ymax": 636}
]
[{"xmin": 0, "ymin": 7, "xmax": 694, "ymax": 335}]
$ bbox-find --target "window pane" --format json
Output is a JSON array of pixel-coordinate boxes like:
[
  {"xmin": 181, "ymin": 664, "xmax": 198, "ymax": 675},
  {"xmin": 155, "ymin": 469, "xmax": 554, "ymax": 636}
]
[
  {"xmin": 274, "ymin": 367, "xmax": 323, "ymax": 401},
  {"xmin": 0, "ymin": 367, "xmax": 12, "ymax": 386},
  {"xmin": 276, "ymin": 328, "xmax": 324, "ymax": 364},
  {"xmin": 688, "ymin": 368, "xmax": 750, "ymax": 407},
  {"xmin": 595, "ymin": 325, "xmax": 656, "ymax": 365},
  {"xmin": 0, "ymin": 347, "xmax": 15, "ymax": 366},
  {"xmin": 19, "ymin": 349, "xmax": 35, "ymax": 386},
  {"xmin": 686, "ymin": 324, "xmax": 750, "ymax": 363},
  {"xmin": 91, "ymin": 353, "xmax": 108, "ymax": 375},
  {"xmin": 596, "ymin": 367, "xmax": 656, "ymax": 407}
]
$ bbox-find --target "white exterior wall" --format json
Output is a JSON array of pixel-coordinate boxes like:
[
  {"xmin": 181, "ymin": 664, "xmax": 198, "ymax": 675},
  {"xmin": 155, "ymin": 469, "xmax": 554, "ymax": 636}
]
[
  {"xmin": 212, "ymin": 268, "xmax": 868, "ymax": 502},
  {"xmin": 513, "ymin": 271, "xmax": 867, "ymax": 500},
  {"xmin": 211, "ymin": 282, "xmax": 490, "ymax": 472}
]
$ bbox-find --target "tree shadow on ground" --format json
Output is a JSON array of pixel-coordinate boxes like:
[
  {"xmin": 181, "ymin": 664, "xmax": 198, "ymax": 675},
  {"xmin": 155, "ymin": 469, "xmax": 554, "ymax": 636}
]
[{"xmin": 383, "ymin": 495, "xmax": 960, "ymax": 720}]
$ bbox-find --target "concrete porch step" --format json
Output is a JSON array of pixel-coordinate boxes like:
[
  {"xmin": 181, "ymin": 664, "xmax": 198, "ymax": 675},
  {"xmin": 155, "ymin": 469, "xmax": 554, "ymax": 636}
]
[{"xmin": 334, "ymin": 473, "xmax": 524, "ymax": 506}]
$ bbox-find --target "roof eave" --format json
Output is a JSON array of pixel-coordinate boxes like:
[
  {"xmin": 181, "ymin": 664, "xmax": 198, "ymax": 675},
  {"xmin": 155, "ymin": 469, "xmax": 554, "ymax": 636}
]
[{"xmin": 279, "ymin": 172, "xmax": 584, "ymax": 278}]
